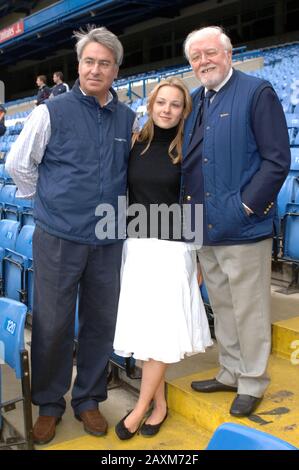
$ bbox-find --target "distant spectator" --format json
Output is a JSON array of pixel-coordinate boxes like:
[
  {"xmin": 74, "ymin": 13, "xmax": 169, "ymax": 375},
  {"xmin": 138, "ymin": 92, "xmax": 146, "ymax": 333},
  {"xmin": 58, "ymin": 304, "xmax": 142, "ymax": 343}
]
[
  {"xmin": 0, "ymin": 104, "xmax": 6, "ymax": 136},
  {"xmin": 35, "ymin": 75, "xmax": 51, "ymax": 106},
  {"xmin": 50, "ymin": 71, "xmax": 68, "ymax": 98}
]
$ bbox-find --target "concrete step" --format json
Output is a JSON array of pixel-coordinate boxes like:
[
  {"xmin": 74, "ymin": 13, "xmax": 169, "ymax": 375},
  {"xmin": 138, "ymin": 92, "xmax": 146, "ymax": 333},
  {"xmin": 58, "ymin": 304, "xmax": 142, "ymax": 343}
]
[
  {"xmin": 167, "ymin": 354, "xmax": 299, "ymax": 448},
  {"xmin": 272, "ymin": 316, "xmax": 299, "ymax": 360},
  {"xmin": 45, "ymin": 410, "xmax": 211, "ymax": 450}
]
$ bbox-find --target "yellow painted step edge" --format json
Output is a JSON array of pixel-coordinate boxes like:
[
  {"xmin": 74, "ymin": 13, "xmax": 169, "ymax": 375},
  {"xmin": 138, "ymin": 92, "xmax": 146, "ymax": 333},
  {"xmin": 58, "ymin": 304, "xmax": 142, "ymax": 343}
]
[
  {"xmin": 167, "ymin": 356, "xmax": 299, "ymax": 448},
  {"xmin": 272, "ymin": 316, "xmax": 299, "ymax": 360}
]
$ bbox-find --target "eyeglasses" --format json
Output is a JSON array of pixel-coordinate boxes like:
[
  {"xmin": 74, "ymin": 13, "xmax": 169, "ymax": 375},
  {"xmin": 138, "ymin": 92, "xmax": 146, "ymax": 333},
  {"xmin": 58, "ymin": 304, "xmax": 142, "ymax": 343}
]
[
  {"xmin": 81, "ymin": 58, "xmax": 116, "ymax": 69},
  {"xmin": 190, "ymin": 48, "xmax": 226, "ymax": 63}
]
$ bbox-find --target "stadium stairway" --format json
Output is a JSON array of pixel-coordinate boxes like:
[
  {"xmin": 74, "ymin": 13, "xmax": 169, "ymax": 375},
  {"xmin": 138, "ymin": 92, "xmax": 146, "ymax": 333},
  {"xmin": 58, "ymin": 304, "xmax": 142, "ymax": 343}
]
[{"xmin": 43, "ymin": 311, "xmax": 299, "ymax": 450}]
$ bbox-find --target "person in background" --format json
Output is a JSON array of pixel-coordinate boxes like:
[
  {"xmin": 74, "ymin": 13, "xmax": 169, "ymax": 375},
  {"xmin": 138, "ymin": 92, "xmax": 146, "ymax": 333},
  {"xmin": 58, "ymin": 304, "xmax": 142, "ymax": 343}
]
[
  {"xmin": 0, "ymin": 104, "xmax": 6, "ymax": 136},
  {"xmin": 6, "ymin": 26, "xmax": 135, "ymax": 445},
  {"xmin": 182, "ymin": 26, "xmax": 290, "ymax": 417},
  {"xmin": 35, "ymin": 75, "xmax": 51, "ymax": 105},
  {"xmin": 50, "ymin": 71, "xmax": 68, "ymax": 98},
  {"xmin": 113, "ymin": 77, "xmax": 213, "ymax": 440}
]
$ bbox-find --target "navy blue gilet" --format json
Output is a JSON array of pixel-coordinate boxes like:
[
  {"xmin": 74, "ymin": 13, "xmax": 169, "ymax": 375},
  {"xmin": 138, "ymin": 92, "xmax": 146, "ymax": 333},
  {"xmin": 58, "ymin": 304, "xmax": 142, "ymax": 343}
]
[{"xmin": 34, "ymin": 81, "xmax": 135, "ymax": 244}]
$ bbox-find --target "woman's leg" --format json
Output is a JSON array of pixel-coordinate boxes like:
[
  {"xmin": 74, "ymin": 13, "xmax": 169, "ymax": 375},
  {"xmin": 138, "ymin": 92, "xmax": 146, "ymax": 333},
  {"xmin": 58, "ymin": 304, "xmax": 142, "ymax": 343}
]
[
  {"xmin": 124, "ymin": 359, "xmax": 167, "ymax": 432},
  {"xmin": 144, "ymin": 375, "xmax": 167, "ymax": 425}
]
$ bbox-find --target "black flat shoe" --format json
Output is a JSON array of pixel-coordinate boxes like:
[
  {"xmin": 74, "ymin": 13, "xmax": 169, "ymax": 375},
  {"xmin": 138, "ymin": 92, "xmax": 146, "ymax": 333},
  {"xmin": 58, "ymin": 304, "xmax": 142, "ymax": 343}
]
[
  {"xmin": 140, "ymin": 411, "xmax": 168, "ymax": 437},
  {"xmin": 115, "ymin": 411, "xmax": 142, "ymax": 440}
]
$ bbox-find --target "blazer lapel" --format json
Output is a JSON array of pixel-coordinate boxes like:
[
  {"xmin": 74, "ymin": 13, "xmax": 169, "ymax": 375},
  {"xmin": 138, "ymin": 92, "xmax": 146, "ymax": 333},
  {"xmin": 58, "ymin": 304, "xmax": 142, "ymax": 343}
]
[{"xmin": 183, "ymin": 88, "xmax": 204, "ymax": 160}]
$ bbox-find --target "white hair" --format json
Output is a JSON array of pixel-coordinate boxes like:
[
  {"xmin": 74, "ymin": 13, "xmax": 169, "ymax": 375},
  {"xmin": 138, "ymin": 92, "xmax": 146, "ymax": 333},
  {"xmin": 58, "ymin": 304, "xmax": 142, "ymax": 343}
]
[{"xmin": 184, "ymin": 26, "xmax": 232, "ymax": 61}]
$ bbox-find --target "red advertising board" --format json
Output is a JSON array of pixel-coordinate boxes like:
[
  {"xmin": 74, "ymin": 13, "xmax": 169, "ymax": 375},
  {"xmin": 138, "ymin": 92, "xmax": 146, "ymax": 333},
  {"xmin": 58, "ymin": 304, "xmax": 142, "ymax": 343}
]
[{"xmin": 0, "ymin": 20, "xmax": 24, "ymax": 44}]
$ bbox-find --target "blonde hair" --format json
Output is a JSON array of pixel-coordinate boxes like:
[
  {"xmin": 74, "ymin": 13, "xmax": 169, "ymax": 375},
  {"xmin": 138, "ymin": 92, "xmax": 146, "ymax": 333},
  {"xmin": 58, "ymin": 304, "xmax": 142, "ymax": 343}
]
[{"xmin": 132, "ymin": 77, "xmax": 192, "ymax": 164}]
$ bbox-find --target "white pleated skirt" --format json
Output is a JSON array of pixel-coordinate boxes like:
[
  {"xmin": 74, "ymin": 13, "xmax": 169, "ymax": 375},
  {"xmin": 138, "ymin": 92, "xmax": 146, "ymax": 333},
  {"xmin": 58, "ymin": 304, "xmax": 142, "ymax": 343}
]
[{"xmin": 113, "ymin": 238, "xmax": 213, "ymax": 363}]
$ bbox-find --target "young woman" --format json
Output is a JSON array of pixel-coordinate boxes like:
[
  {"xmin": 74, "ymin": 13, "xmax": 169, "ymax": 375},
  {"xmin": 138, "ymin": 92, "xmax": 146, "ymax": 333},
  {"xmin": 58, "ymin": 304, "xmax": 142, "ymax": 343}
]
[{"xmin": 113, "ymin": 77, "xmax": 212, "ymax": 440}]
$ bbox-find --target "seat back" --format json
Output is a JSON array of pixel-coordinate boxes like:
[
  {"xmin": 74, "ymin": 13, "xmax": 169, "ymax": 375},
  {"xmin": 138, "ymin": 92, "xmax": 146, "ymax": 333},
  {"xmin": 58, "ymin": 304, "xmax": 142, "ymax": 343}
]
[
  {"xmin": 206, "ymin": 422, "xmax": 298, "ymax": 450},
  {"xmin": 15, "ymin": 225, "xmax": 34, "ymax": 258},
  {"xmin": 0, "ymin": 184, "xmax": 16, "ymax": 206},
  {"xmin": 0, "ymin": 298, "xmax": 27, "ymax": 379},
  {"xmin": 0, "ymin": 298, "xmax": 33, "ymax": 449},
  {"xmin": 277, "ymin": 173, "xmax": 297, "ymax": 218},
  {"xmin": 0, "ymin": 219, "xmax": 20, "ymax": 251},
  {"xmin": 3, "ymin": 225, "xmax": 34, "ymax": 302},
  {"xmin": 277, "ymin": 149, "xmax": 299, "ymax": 218},
  {"xmin": 283, "ymin": 203, "xmax": 299, "ymax": 261}
]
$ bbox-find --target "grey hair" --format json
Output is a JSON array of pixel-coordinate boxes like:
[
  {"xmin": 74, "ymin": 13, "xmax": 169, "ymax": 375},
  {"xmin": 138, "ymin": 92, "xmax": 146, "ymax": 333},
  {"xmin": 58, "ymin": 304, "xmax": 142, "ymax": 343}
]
[
  {"xmin": 74, "ymin": 25, "xmax": 123, "ymax": 66},
  {"xmin": 184, "ymin": 26, "xmax": 232, "ymax": 61}
]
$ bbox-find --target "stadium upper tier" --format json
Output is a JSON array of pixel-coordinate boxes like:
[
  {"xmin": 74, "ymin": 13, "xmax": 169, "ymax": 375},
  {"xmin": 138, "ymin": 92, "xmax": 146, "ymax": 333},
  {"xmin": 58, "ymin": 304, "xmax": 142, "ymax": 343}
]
[{"xmin": 0, "ymin": 0, "xmax": 200, "ymax": 66}]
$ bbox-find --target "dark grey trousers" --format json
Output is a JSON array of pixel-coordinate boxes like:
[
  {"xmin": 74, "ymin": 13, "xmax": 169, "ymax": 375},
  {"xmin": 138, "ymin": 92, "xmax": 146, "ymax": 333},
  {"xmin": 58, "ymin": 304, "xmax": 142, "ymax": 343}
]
[{"xmin": 31, "ymin": 225, "xmax": 123, "ymax": 417}]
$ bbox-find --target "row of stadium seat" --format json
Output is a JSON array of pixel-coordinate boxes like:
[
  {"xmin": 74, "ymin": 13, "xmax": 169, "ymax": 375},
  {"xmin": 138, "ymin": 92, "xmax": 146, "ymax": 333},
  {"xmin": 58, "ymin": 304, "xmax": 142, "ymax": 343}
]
[
  {"xmin": 0, "ymin": 183, "xmax": 34, "ymax": 226},
  {"xmin": 0, "ymin": 220, "xmax": 34, "ymax": 310}
]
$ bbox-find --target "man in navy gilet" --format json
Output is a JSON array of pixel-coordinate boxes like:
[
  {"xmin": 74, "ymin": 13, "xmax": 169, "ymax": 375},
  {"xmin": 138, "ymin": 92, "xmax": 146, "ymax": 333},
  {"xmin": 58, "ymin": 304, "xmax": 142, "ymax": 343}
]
[
  {"xmin": 6, "ymin": 27, "xmax": 135, "ymax": 444},
  {"xmin": 182, "ymin": 26, "xmax": 290, "ymax": 416}
]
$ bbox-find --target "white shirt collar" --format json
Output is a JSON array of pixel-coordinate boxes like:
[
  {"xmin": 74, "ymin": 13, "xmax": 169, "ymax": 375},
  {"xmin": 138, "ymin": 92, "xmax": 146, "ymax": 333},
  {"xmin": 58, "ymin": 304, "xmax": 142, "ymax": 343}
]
[
  {"xmin": 79, "ymin": 87, "xmax": 113, "ymax": 106},
  {"xmin": 205, "ymin": 67, "xmax": 233, "ymax": 95}
]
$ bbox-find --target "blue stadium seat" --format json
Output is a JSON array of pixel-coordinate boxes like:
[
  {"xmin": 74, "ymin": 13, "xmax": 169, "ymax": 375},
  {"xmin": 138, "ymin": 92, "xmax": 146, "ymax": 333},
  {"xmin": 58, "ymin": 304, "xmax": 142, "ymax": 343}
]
[
  {"xmin": 0, "ymin": 166, "xmax": 13, "ymax": 185},
  {"xmin": 3, "ymin": 225, "xmax": 34, "ymax": 303},
  {"xmin": 0, "ymin": 298, "xmax": 33, "ymax": 449},
  {"xmin": 277, "ymin": 148, "xmax": 299, "ymax": 218},
  {"xmin": 0, "ymin": 184, "xmax": 18, "ymax": 220},
  {"xmin": 206, "ymin": 422, "xmax": 298, "ymax": 450},
  {"xmin": 0, "ymin": 219, "xmax": 20, "ymax": 295},
  {"xmin": 200, "ymin": 282, "xmax": 210, "ymax": 304},
  {"xmin": 200, "ymin": 282, "xmax": 215, "ymax": 338},
  {"xmin": 283, "ymin": 203, "xmax": 299, "ymax": 261},
  {"xmin": 285, "ymin": 113, "xmax": 299, "ymax": 145},
  {"xmin": 17, "ymin": 198, "xmax": 34, "ymax": 226}
]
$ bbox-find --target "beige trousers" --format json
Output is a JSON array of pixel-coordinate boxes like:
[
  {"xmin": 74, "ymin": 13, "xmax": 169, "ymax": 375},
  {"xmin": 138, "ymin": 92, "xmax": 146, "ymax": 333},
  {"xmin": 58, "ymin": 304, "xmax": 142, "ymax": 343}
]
[{"xmin": 197, "ymin": 238, "xmax": 272, "ymax": 397}]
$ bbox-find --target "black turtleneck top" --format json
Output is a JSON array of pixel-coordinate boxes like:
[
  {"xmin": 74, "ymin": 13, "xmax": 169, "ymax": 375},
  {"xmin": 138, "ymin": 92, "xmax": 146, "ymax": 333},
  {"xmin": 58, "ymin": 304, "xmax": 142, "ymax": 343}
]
[{"xmin": 127, "ymin": 125, "xmax": 182, "ymax": 240}]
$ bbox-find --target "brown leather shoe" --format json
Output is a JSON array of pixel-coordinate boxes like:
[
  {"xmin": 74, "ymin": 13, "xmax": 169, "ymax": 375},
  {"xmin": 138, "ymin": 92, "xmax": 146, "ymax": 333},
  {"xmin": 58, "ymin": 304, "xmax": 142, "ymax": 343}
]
[
  {"xmin": 33, "ymin": 416, "xmax": 61, "ymax": 445},
  {"xmin": 76, "ymin": 409, "xmax": 108, "ymax": 436}
]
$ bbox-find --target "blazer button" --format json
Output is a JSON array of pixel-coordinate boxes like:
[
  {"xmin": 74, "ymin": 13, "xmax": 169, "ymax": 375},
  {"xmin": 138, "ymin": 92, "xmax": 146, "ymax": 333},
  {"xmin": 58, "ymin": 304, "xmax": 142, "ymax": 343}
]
[
  {"xmin": 208, "ymin": 224, "xmax": 213, "ymax": 229},
  {"xmin": 203, "ymin": 158, "xmax": 208, "ymax": 163},
  {"xmin": 264, "ymin": 210, "xmax": 267, "ymax": 215},
  {"xmin": 186, "ymin": 195, "xmax": 192, "ymax": 201},
  {"xmin": 205, "ymin": 192, "xmax": 211, "ymax": 197}
]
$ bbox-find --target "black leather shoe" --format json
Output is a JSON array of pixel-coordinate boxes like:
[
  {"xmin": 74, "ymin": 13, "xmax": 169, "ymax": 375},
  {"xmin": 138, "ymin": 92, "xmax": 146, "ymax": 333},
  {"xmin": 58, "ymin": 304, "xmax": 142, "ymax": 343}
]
[
  {"xmin": 230, "ymin": 394, "xmax": 262, "ymax": 417},
  {"xmin": 140, "ymin": 411, "xmax": 168, "ymax": 437},
  {"xmin": 191, "ymin": 378, "xmax": 237, "ymax": 393},
  {"xmin": 115, "ymin": 411, "xmax": 142, "ymax": 440}
]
